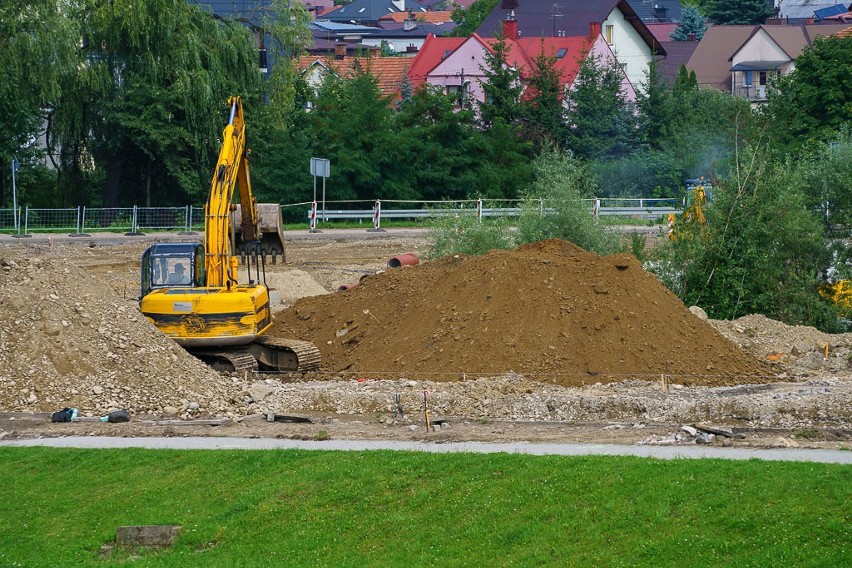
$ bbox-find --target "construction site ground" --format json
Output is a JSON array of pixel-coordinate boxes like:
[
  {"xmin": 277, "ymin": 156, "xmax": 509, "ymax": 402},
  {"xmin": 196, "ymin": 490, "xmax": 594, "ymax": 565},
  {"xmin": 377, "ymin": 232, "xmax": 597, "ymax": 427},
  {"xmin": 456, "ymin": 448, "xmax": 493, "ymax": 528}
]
[{"xmin": 1, "ymin": 228, "xmax": 850, "ymax": 452}]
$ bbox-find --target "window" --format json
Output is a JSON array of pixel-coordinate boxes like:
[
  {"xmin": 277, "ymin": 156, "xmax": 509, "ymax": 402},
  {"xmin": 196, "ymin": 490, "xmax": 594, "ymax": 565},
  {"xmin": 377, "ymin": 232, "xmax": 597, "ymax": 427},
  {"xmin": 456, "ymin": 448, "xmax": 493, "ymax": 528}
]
[
  {"xmin": 759, "ymin": 71, "xmax": 767, "ymax": 86},
  {"xmin": 555, "ymin": 48, "xmax": 567, "ymax": 59},
  {"xmin": 604, "ymin": 25, "xmax": 614, "ymax": 44},
  {"xmin": 743, "ymin": 70, "xmax": 753, "ymax": 86}
]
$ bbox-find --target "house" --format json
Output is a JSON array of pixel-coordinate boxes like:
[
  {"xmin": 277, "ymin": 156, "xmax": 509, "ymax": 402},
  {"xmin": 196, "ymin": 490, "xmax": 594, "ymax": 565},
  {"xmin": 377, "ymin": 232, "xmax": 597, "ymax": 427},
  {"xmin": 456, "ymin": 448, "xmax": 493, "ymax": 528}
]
[
  {"xmin": 475, "ymin": 0, "xmax": 665, "ymax": 92},
  {"xmin": 687, "ymin": 22, "xmax": 850, "ymax": 102},
  {"xmin": 322, "ymin": 0, "xmax": 427, "ymax": 25},
  {"xmin": 309, "ymin": 15, "xmax": 455, "ymax": 55},
  {"xmin": 297, "ymin": 48, "xmax": 413, "ymax": 100},
  {"xmin": 408, "ymin": 18, "xmax": 636, "ymax": 112},
  {"xmin": 361, "ymin": 20, "xmax": 458, "ymax": 54}
]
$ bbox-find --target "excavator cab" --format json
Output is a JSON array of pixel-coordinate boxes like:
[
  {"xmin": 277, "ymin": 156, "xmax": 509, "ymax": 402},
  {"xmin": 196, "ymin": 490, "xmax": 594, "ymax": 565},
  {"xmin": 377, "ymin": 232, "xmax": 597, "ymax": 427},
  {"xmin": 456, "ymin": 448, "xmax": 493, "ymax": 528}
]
[{"xmin": 141, "ymin": 243, "xmax": 206, "ymax": 297}]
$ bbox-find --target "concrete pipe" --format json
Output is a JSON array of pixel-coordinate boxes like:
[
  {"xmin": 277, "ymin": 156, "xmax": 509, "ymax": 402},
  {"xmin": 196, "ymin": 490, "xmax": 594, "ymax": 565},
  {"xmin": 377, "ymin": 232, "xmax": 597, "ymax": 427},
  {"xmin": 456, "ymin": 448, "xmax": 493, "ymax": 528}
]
[
  {"xmin": 387, "ymin": 253, "xmax": 419, "ymax": 269},
  {"xmin": 337, "ymin": 282, "xmax": 359, "ymax": 292}
]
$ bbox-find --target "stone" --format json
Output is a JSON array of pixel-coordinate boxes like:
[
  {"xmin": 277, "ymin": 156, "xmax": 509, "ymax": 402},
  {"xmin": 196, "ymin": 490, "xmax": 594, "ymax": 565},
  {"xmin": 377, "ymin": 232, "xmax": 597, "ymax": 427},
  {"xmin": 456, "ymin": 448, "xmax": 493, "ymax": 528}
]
[
  {"xmin": 688, "ymin": 306, "xmax": 708, "ymax": 320},
  {"xmin": 92, "ymin": 386, "xmax": 104, "ymax": 395},
  {"xmin": 115, "ymin": 525, "xmax": 181, "ymax": 549}
]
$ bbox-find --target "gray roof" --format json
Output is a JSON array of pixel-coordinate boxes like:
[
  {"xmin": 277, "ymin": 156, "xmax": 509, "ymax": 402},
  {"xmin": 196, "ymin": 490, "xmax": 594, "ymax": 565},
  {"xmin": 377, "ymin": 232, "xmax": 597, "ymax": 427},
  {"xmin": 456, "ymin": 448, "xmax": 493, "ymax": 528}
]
[
  {"xmin": 476, "ymin": 0, "xmax": 664, "ymax": 55},
  {"xmin": 625, "ymin": 0, "xmax": 683, "ymax": 22},
  {"xmin": 324, "ymin": 0, "xmax": 427, "ymax": 23},
  {"xmin": 779, "ymin": 1, "xmax": 850, "ymax": 19}
]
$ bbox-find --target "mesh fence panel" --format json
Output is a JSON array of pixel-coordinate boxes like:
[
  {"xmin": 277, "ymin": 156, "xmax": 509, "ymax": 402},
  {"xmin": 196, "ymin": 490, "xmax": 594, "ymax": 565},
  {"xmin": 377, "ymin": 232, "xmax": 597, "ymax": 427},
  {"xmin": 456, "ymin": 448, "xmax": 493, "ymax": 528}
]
[
  {"xmin": 25, "ymin": 208, "xmax": 79, "ymax": 233},
  {"xmin": 0, "ymin": 209, "xmax": 17, "ymax": 232},
  {"xmin": 82, "ymin": 208, "xmax": 134, "ymax": 232},
  {"xmin": 136, "ymin": 207, "xmax": 190, "ymax": 232}
]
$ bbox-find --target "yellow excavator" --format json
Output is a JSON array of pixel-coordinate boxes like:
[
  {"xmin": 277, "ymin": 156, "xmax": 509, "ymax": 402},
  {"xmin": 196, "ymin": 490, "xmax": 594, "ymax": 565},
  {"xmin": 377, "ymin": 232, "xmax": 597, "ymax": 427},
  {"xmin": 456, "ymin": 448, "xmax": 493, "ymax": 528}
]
[
  {"xmin": 139, "ymin": 96, "xmax": 320, "ymax": 373},
  {"xmin": 668, "ymin": 177, "xmax": 711, "ymax": 240}
]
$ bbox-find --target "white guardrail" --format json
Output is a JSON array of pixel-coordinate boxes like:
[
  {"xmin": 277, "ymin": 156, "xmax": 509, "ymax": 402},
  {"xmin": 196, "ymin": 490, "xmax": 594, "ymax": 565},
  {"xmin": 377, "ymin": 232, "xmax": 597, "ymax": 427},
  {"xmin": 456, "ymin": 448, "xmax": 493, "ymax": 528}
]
[{"xmin": 0, "ymin": 198, "xmax": 679, "ymax": 236}]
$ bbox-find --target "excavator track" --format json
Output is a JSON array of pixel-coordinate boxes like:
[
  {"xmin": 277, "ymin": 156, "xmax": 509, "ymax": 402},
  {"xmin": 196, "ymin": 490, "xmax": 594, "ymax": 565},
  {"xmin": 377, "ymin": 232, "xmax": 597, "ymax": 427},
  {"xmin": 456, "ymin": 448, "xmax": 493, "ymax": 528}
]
[
  {"xmin": 250, "ymin": 336, "xmax": 322, "ymax": 372},
  {"xmin": 192, "ymin": 349, "xmax": 259, "ymax": 374}
]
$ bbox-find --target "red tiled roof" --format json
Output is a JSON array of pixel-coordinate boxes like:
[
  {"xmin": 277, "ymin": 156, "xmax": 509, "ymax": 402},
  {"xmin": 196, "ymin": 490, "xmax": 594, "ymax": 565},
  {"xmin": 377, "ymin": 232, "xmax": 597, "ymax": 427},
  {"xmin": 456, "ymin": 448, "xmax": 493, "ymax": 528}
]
[{"xmin": 297, "ymin": 55, "xmax": 412, "ymax": 98}]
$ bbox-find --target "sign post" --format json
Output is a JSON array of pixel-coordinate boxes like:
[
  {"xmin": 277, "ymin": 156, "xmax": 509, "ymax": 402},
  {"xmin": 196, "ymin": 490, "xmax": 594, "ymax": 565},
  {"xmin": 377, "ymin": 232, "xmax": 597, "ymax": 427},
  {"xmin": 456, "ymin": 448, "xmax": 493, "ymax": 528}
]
[
  {"xmin": 11, "ymin": 156, "xmax": 19, "ymax": 234},
  {"xmin": 310, "ymin": 157, "xmax": 330, "ymax": 222}
]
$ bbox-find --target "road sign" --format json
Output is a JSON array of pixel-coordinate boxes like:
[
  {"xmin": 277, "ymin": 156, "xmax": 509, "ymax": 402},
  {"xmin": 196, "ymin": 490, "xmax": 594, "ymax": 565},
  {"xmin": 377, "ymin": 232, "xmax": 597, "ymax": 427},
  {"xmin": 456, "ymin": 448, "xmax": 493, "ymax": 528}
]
[{"xmin": 310, "ymin": 157, "xmax": 330, "ymax": 178}]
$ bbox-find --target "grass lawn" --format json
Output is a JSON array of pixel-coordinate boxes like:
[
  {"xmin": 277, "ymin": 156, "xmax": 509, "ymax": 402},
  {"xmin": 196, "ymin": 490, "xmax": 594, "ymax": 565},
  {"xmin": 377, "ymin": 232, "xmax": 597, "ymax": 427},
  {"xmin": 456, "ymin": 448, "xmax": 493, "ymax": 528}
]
[{"xmin": 1, "ymin": 448, "xmax": 848, "ymax": 566}]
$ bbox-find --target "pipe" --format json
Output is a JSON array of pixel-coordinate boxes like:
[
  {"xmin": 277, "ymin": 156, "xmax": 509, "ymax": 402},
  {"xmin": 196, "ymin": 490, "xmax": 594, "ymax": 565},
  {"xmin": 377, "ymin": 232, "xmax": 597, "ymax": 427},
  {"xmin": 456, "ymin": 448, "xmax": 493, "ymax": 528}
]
[
  {"xmin": 338, "ymin": 282, "xmax": 359, "ymax": 292},
  {"xmin": 387, "ymin": 253, "xmax": 419, "ymax": 269}
]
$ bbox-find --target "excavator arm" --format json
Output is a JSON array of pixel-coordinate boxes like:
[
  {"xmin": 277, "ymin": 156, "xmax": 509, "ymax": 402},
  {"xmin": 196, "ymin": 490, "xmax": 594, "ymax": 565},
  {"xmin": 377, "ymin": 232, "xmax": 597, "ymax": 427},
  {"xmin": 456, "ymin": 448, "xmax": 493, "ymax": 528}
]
[{"xmin": 205, "ymin": 96, "xmax": 261, "ymax": 287}]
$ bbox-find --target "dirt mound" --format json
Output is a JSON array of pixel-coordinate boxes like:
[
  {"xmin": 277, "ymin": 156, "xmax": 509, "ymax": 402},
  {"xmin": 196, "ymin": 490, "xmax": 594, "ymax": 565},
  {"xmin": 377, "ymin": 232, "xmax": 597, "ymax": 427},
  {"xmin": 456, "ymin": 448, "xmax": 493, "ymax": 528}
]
[
  {"xmin": 710, "ymin": 314, "xmax": 852, "ymax": 374},
  {"xmin": 270, "ymin": 239, "xmax": 772, "ymax": 386},
  {"xmin": 0, "ymin": 254, "xmax": 243, "ymax": 417}
]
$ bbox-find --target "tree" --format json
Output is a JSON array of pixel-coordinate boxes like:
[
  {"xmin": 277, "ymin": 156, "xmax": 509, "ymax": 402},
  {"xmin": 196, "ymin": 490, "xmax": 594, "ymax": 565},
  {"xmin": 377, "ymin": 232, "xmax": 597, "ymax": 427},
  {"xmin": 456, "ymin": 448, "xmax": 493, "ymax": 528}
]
[
  {"xmin": 393, "ymin": 85, "xmax": 480, "ymax": 201},
  {"xmin": 478, "ymin": 37, "xmax": 522, "ymax": 129},
  {"xmin": 670, "ymin": 5, "xmax": 708, "ymax": 41},
  {"xmin": 517, "ymin": 146, "xmax": 621, "ymax": 255},
  {"xmin": 787, "ymin": 131, "xmax": 852, "ymax": 278},
  {"xmin": 310, "ymin": 69, "xmax": 399, "ymax": 201},
  {"xmin": 704, "ymin": 0, "xmax": 774, "ymax": 25},
  {"xmin": 0, "ymin": 0, "xmax": 79, "ymax": 206},
  {"xmin": 667, "ymin": 144, "xmax": 838, "ymax": 330},
  {"xmin": 564, "ymin": 52, "xmax": 637, "ymax": 160},
  {"xmin": 260, "ymin": 0, "xmax": 315, "ymax": 128},
  {"xmin": 451, "ymin": 0, "xmax": 499, "ymax": 37},
  {"xmin": 636, "ymin": 58, "xmax": 675, "ymax": 150},
  {"xmin": 51, "ymin": 0, "xmax": 262, "ymax": 207},
  {"xmin": 519, "ymin": 48, "xmax": 566, "ymax": 148},
  {"xmin": 765, "ymin": 35, "xmax": 852, "ymax": 151}
]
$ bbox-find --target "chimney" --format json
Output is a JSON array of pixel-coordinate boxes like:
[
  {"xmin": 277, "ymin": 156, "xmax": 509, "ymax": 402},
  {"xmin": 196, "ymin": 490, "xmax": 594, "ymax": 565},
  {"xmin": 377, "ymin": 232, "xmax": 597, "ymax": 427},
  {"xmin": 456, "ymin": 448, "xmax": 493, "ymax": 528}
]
[
  {"xmin": 589, "ymin": 22, "xmax": 601, "ymax": 40},
  {"xmin": 502, "ymin": 10, "xmax": 518, "ymax": 40},
  {"xmin": 687, "ymin": 32, "xmax": 696, "ymax": 41},
  {"xmin": 405, "ymin": 44, "xmax": 418, "ymax": 53},
  {"xmin": 334, "ymin": 43, "xmax": 347, "ymax": 59},
  {"xmin": 404, "ymin": 13, "xmax": 416, "ymax": 31},
  {"xmin": 652, "ymin": 5, "xmax": 667, "ymax": 21}
]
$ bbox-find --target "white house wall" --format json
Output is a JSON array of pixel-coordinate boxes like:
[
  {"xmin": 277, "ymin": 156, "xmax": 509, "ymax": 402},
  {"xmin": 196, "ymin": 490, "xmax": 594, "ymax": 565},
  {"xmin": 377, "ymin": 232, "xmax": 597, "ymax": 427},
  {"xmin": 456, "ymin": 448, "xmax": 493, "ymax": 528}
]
[
  {"xmin": 603, "ymin": 8, "xmax": 653, "ymax": 92},
  {"xmin": 731, "ymin": 28, "xmax": 793, "ymax": 69}
]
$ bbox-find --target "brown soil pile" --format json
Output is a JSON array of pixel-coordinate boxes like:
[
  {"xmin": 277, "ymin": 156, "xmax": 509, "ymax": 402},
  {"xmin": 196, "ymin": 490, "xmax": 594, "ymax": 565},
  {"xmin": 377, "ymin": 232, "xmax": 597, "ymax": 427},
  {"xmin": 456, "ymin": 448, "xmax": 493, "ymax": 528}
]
[
  {"xmin": 270, "ymin": 239, "xmax": 773, "ymax": 386},
  {"xmin": 0, "ymin": 253, "xmax": 243, "ymax": 416}
]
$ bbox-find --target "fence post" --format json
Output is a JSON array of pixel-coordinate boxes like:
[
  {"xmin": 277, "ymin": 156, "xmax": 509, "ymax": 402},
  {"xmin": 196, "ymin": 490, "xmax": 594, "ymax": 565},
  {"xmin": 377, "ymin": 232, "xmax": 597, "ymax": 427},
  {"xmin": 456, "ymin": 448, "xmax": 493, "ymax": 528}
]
[
  {"xmin": 594, "ymin": 198, "xmax": 600, "ymax": 219},
  {"xmin": 539, "ymin": 198, "xmax": 544, "ymax": 216},
  {"xmin": 125, "ymin": 205, "xmax": 143, "ymax": 236},
  {"xmin": 69, "ymin": 206, "xmax": 90, "ymax": 237},
  {"xmin": 477, "ymin": 198, "xmax": 483, "ymax": 223},
  {"xmin": 11, "ymin": 206, "xmax": 32, "ymax": 239}
]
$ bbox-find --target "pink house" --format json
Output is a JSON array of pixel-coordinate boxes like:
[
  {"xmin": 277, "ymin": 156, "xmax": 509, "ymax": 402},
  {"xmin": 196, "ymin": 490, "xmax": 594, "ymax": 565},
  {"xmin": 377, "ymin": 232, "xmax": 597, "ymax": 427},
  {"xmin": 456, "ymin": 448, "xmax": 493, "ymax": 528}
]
[{"xmin": 407, "ymin": 16, "xmax": 636, "ymax": 111}]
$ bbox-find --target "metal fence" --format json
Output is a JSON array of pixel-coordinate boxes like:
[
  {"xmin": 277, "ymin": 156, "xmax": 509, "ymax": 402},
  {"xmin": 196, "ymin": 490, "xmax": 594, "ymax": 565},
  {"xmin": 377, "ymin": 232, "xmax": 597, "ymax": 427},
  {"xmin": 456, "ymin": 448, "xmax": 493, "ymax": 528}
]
[{"xmin": 1, "ymin": 198, "xmax": 679, "ymax": 236}]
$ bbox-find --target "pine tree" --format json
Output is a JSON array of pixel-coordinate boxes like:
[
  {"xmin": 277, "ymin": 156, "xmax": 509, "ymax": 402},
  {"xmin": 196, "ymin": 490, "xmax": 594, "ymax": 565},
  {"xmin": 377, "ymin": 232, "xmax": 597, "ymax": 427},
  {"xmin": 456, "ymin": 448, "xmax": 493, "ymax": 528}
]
[{"xmin": 670, "ymin": 5, "xmax": 707, "ymax": 41}]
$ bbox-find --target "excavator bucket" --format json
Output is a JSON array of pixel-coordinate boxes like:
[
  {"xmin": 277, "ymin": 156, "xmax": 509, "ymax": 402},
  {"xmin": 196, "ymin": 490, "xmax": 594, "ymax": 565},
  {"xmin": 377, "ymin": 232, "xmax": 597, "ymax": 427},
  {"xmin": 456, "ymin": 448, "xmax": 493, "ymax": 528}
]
[{"xmin": 233, "ymin": 203, "xmax": 287, "ymax": 263}]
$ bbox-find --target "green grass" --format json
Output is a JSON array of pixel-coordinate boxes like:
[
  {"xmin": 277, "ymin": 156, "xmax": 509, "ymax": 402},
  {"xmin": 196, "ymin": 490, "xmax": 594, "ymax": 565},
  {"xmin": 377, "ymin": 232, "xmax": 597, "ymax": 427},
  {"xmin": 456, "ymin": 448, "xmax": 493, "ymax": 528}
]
[{"xmin": 0, "ymin": 448, "xmax": 848, "ymax": 566}]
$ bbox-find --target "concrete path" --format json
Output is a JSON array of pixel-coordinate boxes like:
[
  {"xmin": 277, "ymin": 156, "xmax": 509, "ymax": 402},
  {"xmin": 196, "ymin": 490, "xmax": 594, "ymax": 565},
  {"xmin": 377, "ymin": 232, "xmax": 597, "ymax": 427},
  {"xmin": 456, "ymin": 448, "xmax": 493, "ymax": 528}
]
[{"xmin": 3, "ymin": 437, "xmax": 850, "ymax": 464}]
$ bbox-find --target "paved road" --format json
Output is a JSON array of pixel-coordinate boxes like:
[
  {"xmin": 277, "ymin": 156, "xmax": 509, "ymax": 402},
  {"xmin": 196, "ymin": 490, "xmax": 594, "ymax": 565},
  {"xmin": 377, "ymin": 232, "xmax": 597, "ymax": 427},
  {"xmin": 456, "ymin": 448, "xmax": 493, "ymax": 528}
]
[{"xmin": 3, "ymin": 437, "xmax": 849, "ymax": 463}]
